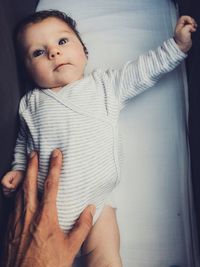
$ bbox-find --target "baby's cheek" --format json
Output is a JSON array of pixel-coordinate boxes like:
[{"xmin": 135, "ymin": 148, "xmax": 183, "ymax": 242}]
[
  {"xmin": 75, "ymin": 47, "xmax": 87, "ymax": 60},
  {"xmin": 32, "ymin": 65, "xmax": 51, "ymax": 87}
]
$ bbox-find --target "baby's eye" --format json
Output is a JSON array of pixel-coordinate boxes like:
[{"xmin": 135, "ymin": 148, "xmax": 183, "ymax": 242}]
[
  {"xmin": 59, "ymin": 38, "xmax": 69, "ymax": 45},
  {"xmin": 32, "ymin": 49, "xmax": 45, "ymax": 58}
]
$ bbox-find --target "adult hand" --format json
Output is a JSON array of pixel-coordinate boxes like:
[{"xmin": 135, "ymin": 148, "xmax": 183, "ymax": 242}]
[{"xmin": 2, "ymin": 149, "xmax": 95, "ymax": 267}]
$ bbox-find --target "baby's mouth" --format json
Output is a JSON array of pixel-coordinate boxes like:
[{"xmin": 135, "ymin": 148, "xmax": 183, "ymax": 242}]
[{"xmin": 54, "ymin": 63, "xmax": 70, "ymax": 71}]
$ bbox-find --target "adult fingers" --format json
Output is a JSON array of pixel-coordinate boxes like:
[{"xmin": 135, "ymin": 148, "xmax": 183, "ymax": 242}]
[
  {"xmin": 67, "ymin": 205, "xmax": 95, "ymax": 255},
  {"xmin": 4, "ymin": 189, "xmax": 25, "ymax": 267},
  {"xmin": 14, "ymin": 152, "xmax": 38, "ymax": 251},
  {"xmin": 41, "ymin": 149, "xmax": 62, "ymax": 211},
  {"xmin": 13, "ymin": 152, "xmax": 40, "ymax": 266},
  {"xmin": 23, "ymin": 151, "xmax": 39, "ymax": 214}
]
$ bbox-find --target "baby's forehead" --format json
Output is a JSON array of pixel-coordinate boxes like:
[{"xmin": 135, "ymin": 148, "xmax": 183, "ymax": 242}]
[{"xmin": 24, "ymin": 17, "xmax": 73, "ymax": 34}]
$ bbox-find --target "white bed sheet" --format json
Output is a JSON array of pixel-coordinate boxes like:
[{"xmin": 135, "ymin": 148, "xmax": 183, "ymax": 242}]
[{"xmin": 36, "ymin": 1, "xmax": 199, "ymax": 266}]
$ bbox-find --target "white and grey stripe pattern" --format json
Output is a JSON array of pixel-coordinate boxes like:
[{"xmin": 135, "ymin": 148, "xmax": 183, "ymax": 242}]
[{"xmin": 12, "ymin": 38, "xmax": 186, "ymax": 232}]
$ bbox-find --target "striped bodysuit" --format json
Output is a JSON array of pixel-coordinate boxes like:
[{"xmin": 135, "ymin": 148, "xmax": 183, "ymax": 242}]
[{"xmin": 12, "ymin": 38, "xmax": 186, "ymax": 232}]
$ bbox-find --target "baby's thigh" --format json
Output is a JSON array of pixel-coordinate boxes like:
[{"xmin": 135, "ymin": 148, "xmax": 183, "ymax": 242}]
[{"xmin": 81, "ymin": 205, "xmax": 122, "ymax": 267}]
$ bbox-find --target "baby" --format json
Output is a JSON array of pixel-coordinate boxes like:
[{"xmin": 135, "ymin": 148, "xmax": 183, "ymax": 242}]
[{"xmin": 1, "ymin": 10, "xmax": 197, "ymax": 266}]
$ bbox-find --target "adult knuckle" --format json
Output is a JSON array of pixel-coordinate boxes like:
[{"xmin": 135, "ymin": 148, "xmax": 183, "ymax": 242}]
[
  {"xmin": 40, "ymin": 210, "xmax": 49, "ymax": 222},
  {"xmin": 44, "ymin": 179, "xmax": 56, "ymax": 191}
]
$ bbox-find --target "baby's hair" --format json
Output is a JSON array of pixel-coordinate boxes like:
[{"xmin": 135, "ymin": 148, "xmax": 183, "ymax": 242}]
[{"xmin": 15, "ymin": 9, "xmax": 88, "ymax": 57}]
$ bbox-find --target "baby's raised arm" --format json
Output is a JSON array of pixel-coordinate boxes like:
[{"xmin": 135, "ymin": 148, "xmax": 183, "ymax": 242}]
[{"xmin": 109, "ymin": 15, "xmax": 197, "ymax": 108}]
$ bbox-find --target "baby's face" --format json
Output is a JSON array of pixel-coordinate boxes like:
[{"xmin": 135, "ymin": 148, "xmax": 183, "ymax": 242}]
[{"xmin": 21, "ymin": 17, "xmax": 87, "ymax": 91}]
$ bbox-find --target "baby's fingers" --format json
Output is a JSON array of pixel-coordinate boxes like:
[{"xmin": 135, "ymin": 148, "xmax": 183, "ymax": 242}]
[
  {"xmin": 11, "ymin": 174, "xmax": 24, "ymax": 188},
  {"xmin": 1, "ymin": 175, "xmax": 15, "ymax": 189},
  {"xmin": 176, "ymin": 16, "xmax": 197, "ymax": 32},
  {"xmin": 179, "ymin": 15, "xmax": 196, "ymax": 25},
  {"xmin": 183, "ymin": 24, "xmax": 197, "ymax": 34}
]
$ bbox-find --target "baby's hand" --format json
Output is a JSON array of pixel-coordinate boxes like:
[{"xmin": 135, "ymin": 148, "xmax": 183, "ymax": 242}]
[
  {"xmin": 1, "ymin": 170, "xmax": 24, "ymax": 197},
  {"xmin": 174, "ymin": 16, "xmax": 197, "ymax": 53}
]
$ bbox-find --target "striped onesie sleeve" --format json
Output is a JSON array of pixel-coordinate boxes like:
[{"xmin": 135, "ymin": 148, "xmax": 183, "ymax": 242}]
[{"xmin": 108, "ymin": 38, "xmax": 186, "ymax": 108}]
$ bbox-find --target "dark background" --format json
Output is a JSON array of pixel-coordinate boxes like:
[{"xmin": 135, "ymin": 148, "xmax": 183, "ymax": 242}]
[
  {"xmin": 0, "ymin": 0, "xmax": 199, "ymax": 260},
  {"xmin": 0, "ymin": 0, "xmax": 39, "ymax": 260},
  {"xmin": 178, "ymin": 0, "xmax": 200, "ymax": 248}
]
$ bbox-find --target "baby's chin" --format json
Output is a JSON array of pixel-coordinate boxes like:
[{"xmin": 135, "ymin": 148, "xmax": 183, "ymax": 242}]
[
  {"xmin": 38, "ymin": 80, "xmax": 73, "ymax": 90},
  {"xmin": 38, "ymin": 74, "xmax": 84, "ymax": 90}
]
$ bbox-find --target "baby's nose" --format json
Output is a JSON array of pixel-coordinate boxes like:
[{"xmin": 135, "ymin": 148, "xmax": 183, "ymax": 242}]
[{"xmin": 49, "ymin": 49, "xmax": 61, "ymax": 59}]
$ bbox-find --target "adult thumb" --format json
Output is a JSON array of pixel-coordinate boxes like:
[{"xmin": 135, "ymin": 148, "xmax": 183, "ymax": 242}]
[{"xmin": 67, "ymin": 205, "xmax": 96, "ymax": 254}]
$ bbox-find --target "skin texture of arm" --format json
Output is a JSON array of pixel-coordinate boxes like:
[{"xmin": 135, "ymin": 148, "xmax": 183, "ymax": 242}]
[{"xmin": 2, "ymin": 149, "xmax": 95, "ymax": 267}]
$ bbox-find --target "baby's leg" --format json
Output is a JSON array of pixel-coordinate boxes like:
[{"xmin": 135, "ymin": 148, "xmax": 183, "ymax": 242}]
[{"xmin": 81, "ymin": 205, "xmax": 122, "ymax": 267}]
